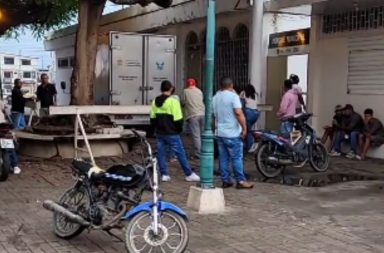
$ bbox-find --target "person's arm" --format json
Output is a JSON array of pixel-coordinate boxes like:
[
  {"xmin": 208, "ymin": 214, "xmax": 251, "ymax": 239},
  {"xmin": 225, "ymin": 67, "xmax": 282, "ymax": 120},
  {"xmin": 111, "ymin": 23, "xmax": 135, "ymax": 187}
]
[
  {"xmin": 345, "ymin": 114, "xmax": 361, "ymax": 132},
  {"xmin": 367, "ymin": 119, "xmax": 382, "ymax": 135},
  {"xmin": 171, "ymin": 99, "xmax": 184, "ymax": 133},
  {"xmin": 53, "ymin": 85, "xmax": 58, "ymax": 105},
  {"xmin": 149, "ymin": 101, "xmax": 157, "ymax": 127},
  {"xmin": 233, "ymin": 96, "xmax": 247, "ymax": 138},
  {"xmin": 277, "ymin": 94, "xmax": 290, "ymax": 119}
]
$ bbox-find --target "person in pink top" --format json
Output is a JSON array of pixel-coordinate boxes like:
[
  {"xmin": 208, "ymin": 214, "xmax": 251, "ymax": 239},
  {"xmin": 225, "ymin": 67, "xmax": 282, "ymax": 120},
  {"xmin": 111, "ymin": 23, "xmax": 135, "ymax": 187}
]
[{"xmin": 277, "ymin": 79, "xmax": 299, "ymax": 135}]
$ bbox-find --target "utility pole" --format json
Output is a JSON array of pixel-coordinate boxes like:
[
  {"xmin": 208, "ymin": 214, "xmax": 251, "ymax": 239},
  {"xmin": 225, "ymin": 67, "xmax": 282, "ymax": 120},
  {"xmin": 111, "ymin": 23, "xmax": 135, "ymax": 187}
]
[{"xmin": 187, "ymin": 0, "xmax": 225, "ymax": 214}]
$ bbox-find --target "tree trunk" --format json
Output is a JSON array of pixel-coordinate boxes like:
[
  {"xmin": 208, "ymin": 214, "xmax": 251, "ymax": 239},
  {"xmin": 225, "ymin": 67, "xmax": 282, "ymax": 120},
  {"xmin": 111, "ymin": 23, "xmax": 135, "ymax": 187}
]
[{"xmin": 71, "ymin": 0, "xmax": 106, "ymax": 105}]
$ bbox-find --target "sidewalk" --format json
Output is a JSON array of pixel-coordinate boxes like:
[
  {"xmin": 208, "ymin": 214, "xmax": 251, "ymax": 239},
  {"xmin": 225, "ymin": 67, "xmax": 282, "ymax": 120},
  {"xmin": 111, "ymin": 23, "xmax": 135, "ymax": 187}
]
[{"xmin": 1, "ymin": 152, "xmax": 384, "ymax": 252}]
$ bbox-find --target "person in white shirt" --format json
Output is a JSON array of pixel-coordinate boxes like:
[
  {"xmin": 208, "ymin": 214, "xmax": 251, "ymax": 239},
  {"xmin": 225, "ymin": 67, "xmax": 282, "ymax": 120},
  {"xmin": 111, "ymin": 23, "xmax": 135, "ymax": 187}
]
[
  {"xmin": 240, "ymin": 84, "xmax": 260, "ymax": 152},
  {"xmin": 0, "ymin": 100, "xmax": 21, "ymax": 174},
  {"xmin": 289, "ymin": 74, "xmax": 306, "ymax": 113}
]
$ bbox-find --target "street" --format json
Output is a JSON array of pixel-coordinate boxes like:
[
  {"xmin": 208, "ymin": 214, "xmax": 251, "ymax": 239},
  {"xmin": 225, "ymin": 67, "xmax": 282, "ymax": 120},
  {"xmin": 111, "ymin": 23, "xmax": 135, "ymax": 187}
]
[{"xmin": 1, "ymin": 152, "xmax": 384, "ymax": 253}]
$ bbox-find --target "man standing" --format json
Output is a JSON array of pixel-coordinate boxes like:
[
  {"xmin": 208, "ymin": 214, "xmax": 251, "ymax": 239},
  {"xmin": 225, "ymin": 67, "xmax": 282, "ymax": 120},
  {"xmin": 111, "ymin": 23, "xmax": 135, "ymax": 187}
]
[
  {"xmin": 11, "ymin": 79, "xmax": 26, "ymax": 129},
  {"xmin": 277, "ymin": 79, "xmax": 299, "ymax": 135},
  {"xmin": 213, "ymin": 77, "xmax": 254, "ymax": 189},
  {"xmin": 150, "ymin": 80, "xmax": 200, "ymax": 182},
  {"xmin": 36, "ymin": 74, "xmax": 57, "ymax": 117},
  {"xmin": 182, "ymin": 78, "xmax": 205, "ymax": 158}
]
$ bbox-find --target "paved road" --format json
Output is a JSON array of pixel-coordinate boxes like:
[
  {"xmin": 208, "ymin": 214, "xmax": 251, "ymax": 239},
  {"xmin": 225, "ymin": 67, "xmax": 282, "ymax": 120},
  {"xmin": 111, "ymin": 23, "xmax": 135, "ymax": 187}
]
[{"xmin": 1, "ymin": 153, "xmax": 384, "ymax": 253}]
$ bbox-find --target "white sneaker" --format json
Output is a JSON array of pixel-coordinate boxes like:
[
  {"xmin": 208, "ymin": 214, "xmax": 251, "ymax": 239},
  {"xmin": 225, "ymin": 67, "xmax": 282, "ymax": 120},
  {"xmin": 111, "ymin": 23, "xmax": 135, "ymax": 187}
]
[
  {"xmin": 248, "ymin": 143, "xmax": 259, "ymax": 153},
  {"xmin": 355, "ymin": 155, "xmax": 362, "ymax": 161},
  {"xmin": 346, "ymin": 151, "xmax": 356, "ymax": 159},
  {"xmin": 13, "ymin": 167, "xmax": 21, "ymax": 174},
  {"xmin": 329, "ymin": 151, "xmax": 341, "ymax": 157},
  {"xmin": 161, "ymin": 175, "xmax": 171, "ymax": 182},
  {"xmin": 185, "ymin": 172, "xmax": 200, "ymax": 182}
]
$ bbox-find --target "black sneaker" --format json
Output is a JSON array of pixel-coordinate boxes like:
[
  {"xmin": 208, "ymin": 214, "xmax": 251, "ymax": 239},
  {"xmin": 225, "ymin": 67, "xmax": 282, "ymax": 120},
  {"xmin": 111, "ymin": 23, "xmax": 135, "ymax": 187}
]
[{"xmin": 222, "ymin": 182, "xmax": 234, "ymax": 188}]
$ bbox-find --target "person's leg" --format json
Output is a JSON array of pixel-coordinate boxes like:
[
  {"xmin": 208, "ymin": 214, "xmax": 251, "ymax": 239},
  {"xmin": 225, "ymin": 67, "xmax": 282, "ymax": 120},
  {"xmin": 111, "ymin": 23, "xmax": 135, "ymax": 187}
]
[
  {"xmin": 226, "ymin": 137, "xmax": 247, "ymax": 183},
  {"xmin": 350, "ymin": 131, "xmax": 360, "ymax": 154},
  {"xmin": 361, "ymin": 136, "xmax": 372, "ymax": 159},
  {"xmin": 245, "ymin": 109, "xmax": 259, "ymax": 151},
  {"xmin": 169, "ymin": 135, "xmax": 193, "ymax": 176},
  {"xmin": 156, "ymin": 135, "xmax": 168, "ymax": 176},
  {"xmin": 358, "ymin": 134, "xmax": 365, "ymax": 155},
  {"xmin": 11, "ymin": 112, "xmax": 21, "ymax": 129},
  {"xmin": 20, "ymin": 113, "xmax": 26, "ymax": 129},
  {"xmin": 9, "ymin": 149, "xmax": 18, "ymax": 168},
  {"xmin": 217, "ymin": 137, "xmax": 231, "ymax": 184},
  {"xmin": 188, "ymin": 116, "xmax": 202, "ymax": 157},
  {"xmin": 333, "ymin": 131, "xmax": 343, "ymax": 153}
]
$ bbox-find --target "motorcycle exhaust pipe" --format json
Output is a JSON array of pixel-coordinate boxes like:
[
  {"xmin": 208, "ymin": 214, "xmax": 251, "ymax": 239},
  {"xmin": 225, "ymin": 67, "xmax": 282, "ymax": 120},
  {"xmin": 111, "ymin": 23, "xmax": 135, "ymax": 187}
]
[
  {"xmin": 43, "ymin": 200, "xmax": 90, "ymax": 227},
  {"xmin": 267, "ymin": 157, "xmax": 293, "ymax": 165}
]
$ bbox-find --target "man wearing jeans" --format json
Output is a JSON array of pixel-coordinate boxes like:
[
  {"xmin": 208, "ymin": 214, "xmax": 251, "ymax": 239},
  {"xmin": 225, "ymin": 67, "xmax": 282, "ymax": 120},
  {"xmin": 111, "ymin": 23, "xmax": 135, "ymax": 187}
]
[
  {"xmin": 11, "ymin": 79, "xmax": 26, "ymax": 130},
  {"xmin": 182, "ymin": 78, "xmax": 205, "ymax": 158},
  {"xmin": 150, "ymin": 80, "xmax": 200, "ymax": 182},
  {"xmin": 213, "ymin": 77, "xmax": 254, "ymax": 189},
  {"xmin": 330, "ymin": 104, "xmax": 363, "ymax": 158}
]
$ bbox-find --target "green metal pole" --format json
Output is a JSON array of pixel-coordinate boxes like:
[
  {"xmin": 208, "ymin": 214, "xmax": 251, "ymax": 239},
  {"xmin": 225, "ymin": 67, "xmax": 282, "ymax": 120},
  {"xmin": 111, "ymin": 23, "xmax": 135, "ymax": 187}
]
[{"xmin": 199, "ymin": 0, "xmax": 216, "ymax": 189}]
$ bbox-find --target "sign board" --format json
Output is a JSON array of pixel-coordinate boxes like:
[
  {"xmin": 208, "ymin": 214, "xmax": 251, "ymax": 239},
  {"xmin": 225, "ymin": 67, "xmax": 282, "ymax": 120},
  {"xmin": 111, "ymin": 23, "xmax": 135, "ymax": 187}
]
[{"xmin": 268, "ymin": 28, "xmax": 310, "ymax": 56}]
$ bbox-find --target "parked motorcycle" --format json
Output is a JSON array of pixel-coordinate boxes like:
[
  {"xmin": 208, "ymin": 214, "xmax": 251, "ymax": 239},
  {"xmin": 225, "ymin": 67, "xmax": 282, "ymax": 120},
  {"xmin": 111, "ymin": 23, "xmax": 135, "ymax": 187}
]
[
  {"xmin": 254, "ymin": 113, "xmax": 329, "ymax": 178},
  {"xmin": 0, "ymin": 123, "xmax": 14, "ymax": 182},
  {"xmin": 43, "ymin": 129, "xmax": 189, "ymax": 253}
]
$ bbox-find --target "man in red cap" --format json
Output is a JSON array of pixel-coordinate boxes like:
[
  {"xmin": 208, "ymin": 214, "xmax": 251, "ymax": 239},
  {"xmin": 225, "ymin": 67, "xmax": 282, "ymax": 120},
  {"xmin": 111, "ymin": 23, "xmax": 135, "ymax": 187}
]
[{"xmin": 182, "ymin": 78, "xmax": 205, "ymax": 158}]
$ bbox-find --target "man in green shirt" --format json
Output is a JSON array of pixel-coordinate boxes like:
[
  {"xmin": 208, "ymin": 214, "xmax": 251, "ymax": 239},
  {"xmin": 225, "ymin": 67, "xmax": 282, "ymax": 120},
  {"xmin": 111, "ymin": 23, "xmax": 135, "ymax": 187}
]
[{"xmin": 150, "ymin": 80, "xmax": 200, "ymax": 182}]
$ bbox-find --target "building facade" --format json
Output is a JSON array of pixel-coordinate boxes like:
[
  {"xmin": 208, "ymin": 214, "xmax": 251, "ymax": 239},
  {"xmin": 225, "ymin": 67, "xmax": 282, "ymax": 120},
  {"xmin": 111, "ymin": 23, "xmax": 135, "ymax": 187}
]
[{"xmin": 0, "ymin": 53, "xmax": 39, "ymax": 99}]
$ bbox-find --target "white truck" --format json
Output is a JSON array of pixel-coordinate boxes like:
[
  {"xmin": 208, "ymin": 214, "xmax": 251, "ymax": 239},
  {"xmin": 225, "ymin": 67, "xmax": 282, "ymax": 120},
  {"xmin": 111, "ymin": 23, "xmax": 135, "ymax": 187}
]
[{"xmin": 56, "ymin": 32, "xmax": 177, "ymax": 126}]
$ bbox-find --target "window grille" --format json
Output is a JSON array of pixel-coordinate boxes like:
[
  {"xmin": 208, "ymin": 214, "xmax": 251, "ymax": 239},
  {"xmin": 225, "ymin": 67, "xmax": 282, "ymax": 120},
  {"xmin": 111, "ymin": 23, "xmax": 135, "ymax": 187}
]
[{"xmin": 322, "ymin": 6, "xmax": 384, "ymax": 34}]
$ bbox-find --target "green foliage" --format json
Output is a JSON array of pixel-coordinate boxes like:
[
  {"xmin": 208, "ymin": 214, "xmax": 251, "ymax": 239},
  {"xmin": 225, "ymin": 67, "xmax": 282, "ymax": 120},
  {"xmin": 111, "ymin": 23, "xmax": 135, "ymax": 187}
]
[{"xmin": 0, "ymin": 0, "xmax": 78, "ymax": 38}]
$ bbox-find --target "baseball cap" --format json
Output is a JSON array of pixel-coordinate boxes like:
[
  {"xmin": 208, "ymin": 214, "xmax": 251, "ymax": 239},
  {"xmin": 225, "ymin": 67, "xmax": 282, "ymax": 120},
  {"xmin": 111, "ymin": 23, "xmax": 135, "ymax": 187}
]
[{"xmin": 186, "ymin": 78, "xmax": 196, "ymax": 87}]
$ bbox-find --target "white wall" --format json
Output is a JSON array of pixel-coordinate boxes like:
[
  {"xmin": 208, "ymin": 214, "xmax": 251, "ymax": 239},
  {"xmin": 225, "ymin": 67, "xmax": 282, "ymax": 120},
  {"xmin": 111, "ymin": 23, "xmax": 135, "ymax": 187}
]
[
  {"xmin": 55, "ymin": 48, "xmax": 74, "ymax": 105},
  {"xmin": 309, "ymin": 17, "xmax": 384, "ymax": 138}
]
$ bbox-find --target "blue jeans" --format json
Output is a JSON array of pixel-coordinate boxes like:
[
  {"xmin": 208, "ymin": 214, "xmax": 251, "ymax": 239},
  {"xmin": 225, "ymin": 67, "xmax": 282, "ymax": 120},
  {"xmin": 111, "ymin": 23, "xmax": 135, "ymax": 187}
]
[
  {"xmin": 244, "ymin": 108, "xmax": 260, "ymax": 150},
  {"xmin": 217, "ymin": 137, "xmax": 246, "ymax": 183},
  {"xmin": 157, "ymin": 135, "xmax": 193, "ymax": 177},
  {"xmin": 334, "ymin": 131, "xmax": 360, "ymax": 154},
  {"xmin": 11, "ymin": 112, "xmax": 26, "ymax": 130},
  {"xmin": 280, "ymin": 121, "xmax": 293, "ymax": 136},
  {"xmin": 7, "ymin": 149, "xmax": 18, "ymax": 168}
]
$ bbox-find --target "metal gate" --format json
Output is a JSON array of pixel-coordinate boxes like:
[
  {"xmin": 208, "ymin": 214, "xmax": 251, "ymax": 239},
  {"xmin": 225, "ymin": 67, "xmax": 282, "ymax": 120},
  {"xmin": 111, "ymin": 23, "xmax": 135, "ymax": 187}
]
[{"xmin": 190, "ymin": 24, "xmax": 249, "ymax": 93}]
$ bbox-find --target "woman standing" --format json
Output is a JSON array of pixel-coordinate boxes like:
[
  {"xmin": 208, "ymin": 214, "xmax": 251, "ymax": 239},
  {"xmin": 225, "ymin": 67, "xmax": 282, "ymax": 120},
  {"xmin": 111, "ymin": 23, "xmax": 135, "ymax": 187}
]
[{"xmin": 240, "ymin": 84, "xmax": 260, "ymax": 152}]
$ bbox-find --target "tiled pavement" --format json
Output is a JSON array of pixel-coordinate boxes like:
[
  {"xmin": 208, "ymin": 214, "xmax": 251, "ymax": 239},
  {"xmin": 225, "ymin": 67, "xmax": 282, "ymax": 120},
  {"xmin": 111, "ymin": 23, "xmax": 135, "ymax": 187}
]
[{"xmin": 1, "ymin": 148, "xmax": 384, "ymax": 252}]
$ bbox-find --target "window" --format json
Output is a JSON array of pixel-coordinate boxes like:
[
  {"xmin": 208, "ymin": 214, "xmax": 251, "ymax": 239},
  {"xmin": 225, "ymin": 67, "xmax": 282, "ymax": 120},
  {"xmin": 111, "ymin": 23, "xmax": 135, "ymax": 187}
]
[
  {"xmin": 3, "ymin": 71, "xmax": 12, "ymax": 78},
  {"xmin": 70, "ymin": 57, "xmax": 75, "ymax": 67},
  {"xmin": 21, "ymin": 59, "xmax": 31, "ymax": 65},
  {"xmin": 322, "ymin": 6, "xmax": 384, "ymax": 34},
  {"xmin": 23, "ymin": 71, "xmax": 32, "ymax": 78},
  {"xmin": 58, "ymin": 58, "xmax": 69, "ymax": 68},
  {"xmin": 347, "ymin": 36, "xmax": 384, "ymax": 95},
  {"xmin": 4, "ymin": 57, "xmax": 14, "ymax": 65}
]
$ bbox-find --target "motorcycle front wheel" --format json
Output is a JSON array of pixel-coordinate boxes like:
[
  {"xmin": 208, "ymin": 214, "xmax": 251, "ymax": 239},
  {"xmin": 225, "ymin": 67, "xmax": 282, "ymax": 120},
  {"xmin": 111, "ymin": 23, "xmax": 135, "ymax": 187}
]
[
  {"xmin": 53, "ymin": 186, "xmax": 90, "ymax": 239},
  {"xmin": 125, "ymin": 210, "xmax": 189, "ymax": 253},
  {"xmin": 309, "ymin": 142, "xmax": 329, "ymax": 172},
  {"xmin": 255, "ymin": 143, "xmax": 284, "ymax": 178}
]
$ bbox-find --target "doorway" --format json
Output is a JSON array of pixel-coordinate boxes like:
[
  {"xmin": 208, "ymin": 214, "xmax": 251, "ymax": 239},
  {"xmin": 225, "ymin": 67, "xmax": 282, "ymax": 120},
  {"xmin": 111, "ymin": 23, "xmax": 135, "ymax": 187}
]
[{"xmin": 265, "ymin": 54, "xmax": 308, "ymax": 131}]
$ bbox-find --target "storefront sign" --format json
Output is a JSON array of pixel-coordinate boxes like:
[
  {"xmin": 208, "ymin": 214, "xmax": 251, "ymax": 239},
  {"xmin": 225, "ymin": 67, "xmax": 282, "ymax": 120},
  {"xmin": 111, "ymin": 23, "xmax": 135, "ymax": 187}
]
[{"xmin": 268, "ymin": 28, "xmax": 310, "ymax": 56}]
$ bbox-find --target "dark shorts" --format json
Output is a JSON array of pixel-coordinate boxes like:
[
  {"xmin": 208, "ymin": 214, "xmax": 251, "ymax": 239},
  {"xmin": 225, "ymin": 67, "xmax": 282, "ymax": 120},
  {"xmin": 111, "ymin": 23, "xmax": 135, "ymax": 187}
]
[{"xmin": 371, "ymin": 135, "xmax": 384, "ymax": 146}]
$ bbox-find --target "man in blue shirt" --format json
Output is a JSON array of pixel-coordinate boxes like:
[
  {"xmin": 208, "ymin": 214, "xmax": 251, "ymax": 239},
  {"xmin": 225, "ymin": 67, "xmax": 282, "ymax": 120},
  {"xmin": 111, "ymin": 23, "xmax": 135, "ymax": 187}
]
[{"xmin": 213, "ymin": 77, "xmax": 254, "ymax": 189}]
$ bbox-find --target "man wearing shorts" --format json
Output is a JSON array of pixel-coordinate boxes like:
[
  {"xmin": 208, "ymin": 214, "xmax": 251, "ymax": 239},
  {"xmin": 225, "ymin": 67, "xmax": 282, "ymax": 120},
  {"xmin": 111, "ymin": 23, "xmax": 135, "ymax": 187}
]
[{"xmin": 357, "ymin": 108, "xmax": 384, "ymax": 160}]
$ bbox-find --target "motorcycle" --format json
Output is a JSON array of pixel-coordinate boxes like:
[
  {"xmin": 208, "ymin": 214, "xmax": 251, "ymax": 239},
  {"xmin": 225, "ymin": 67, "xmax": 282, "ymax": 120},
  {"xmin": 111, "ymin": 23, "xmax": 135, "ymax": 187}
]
[
  {"xmin": 0, "ymin": 123, "xmax": 14, "ymax": 182},
  {"xmin": 43, "ymin": 129, "xmax": 189, "ymax": 253},
  {"xmin": 254, "ymin": 113, "xmax": 329, "ymax": 178}
]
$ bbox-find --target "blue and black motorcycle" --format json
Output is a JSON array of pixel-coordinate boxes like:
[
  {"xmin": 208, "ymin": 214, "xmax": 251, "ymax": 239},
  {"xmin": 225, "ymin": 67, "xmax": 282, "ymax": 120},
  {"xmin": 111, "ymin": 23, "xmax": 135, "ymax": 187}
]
[
  {"xmin": 43, "ymin": 130, "xmax": 189, "ymax": 253},
  {"xmin": 254, "ymin": 113, "xmax": 329, "ymax": 178}
]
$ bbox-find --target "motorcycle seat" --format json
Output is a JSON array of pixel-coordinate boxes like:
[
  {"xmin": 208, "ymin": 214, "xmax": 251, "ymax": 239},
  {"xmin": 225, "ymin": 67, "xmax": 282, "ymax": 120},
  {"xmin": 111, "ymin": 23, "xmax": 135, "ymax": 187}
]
[{"xmin": 103, "ymin": 164, "xmax": 146, "ymax": 187}]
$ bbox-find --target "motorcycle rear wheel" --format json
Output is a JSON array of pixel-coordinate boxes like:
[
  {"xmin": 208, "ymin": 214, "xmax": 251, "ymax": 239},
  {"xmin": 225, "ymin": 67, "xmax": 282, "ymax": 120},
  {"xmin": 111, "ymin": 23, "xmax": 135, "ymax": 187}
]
[
  {"xmin": 309, "ymin": 142, "xmax": 329, "ymax": 172},
  {"xmin": 0, "ymin": 149, "xmax": 11, "ymax": 182},
  {"xmin": 53, "ymin": 186, "xmax": 90, "ymax": 239},
  {"xmin": 255, "ymin": 143, "xmax": 283, "ymax": 178}
]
